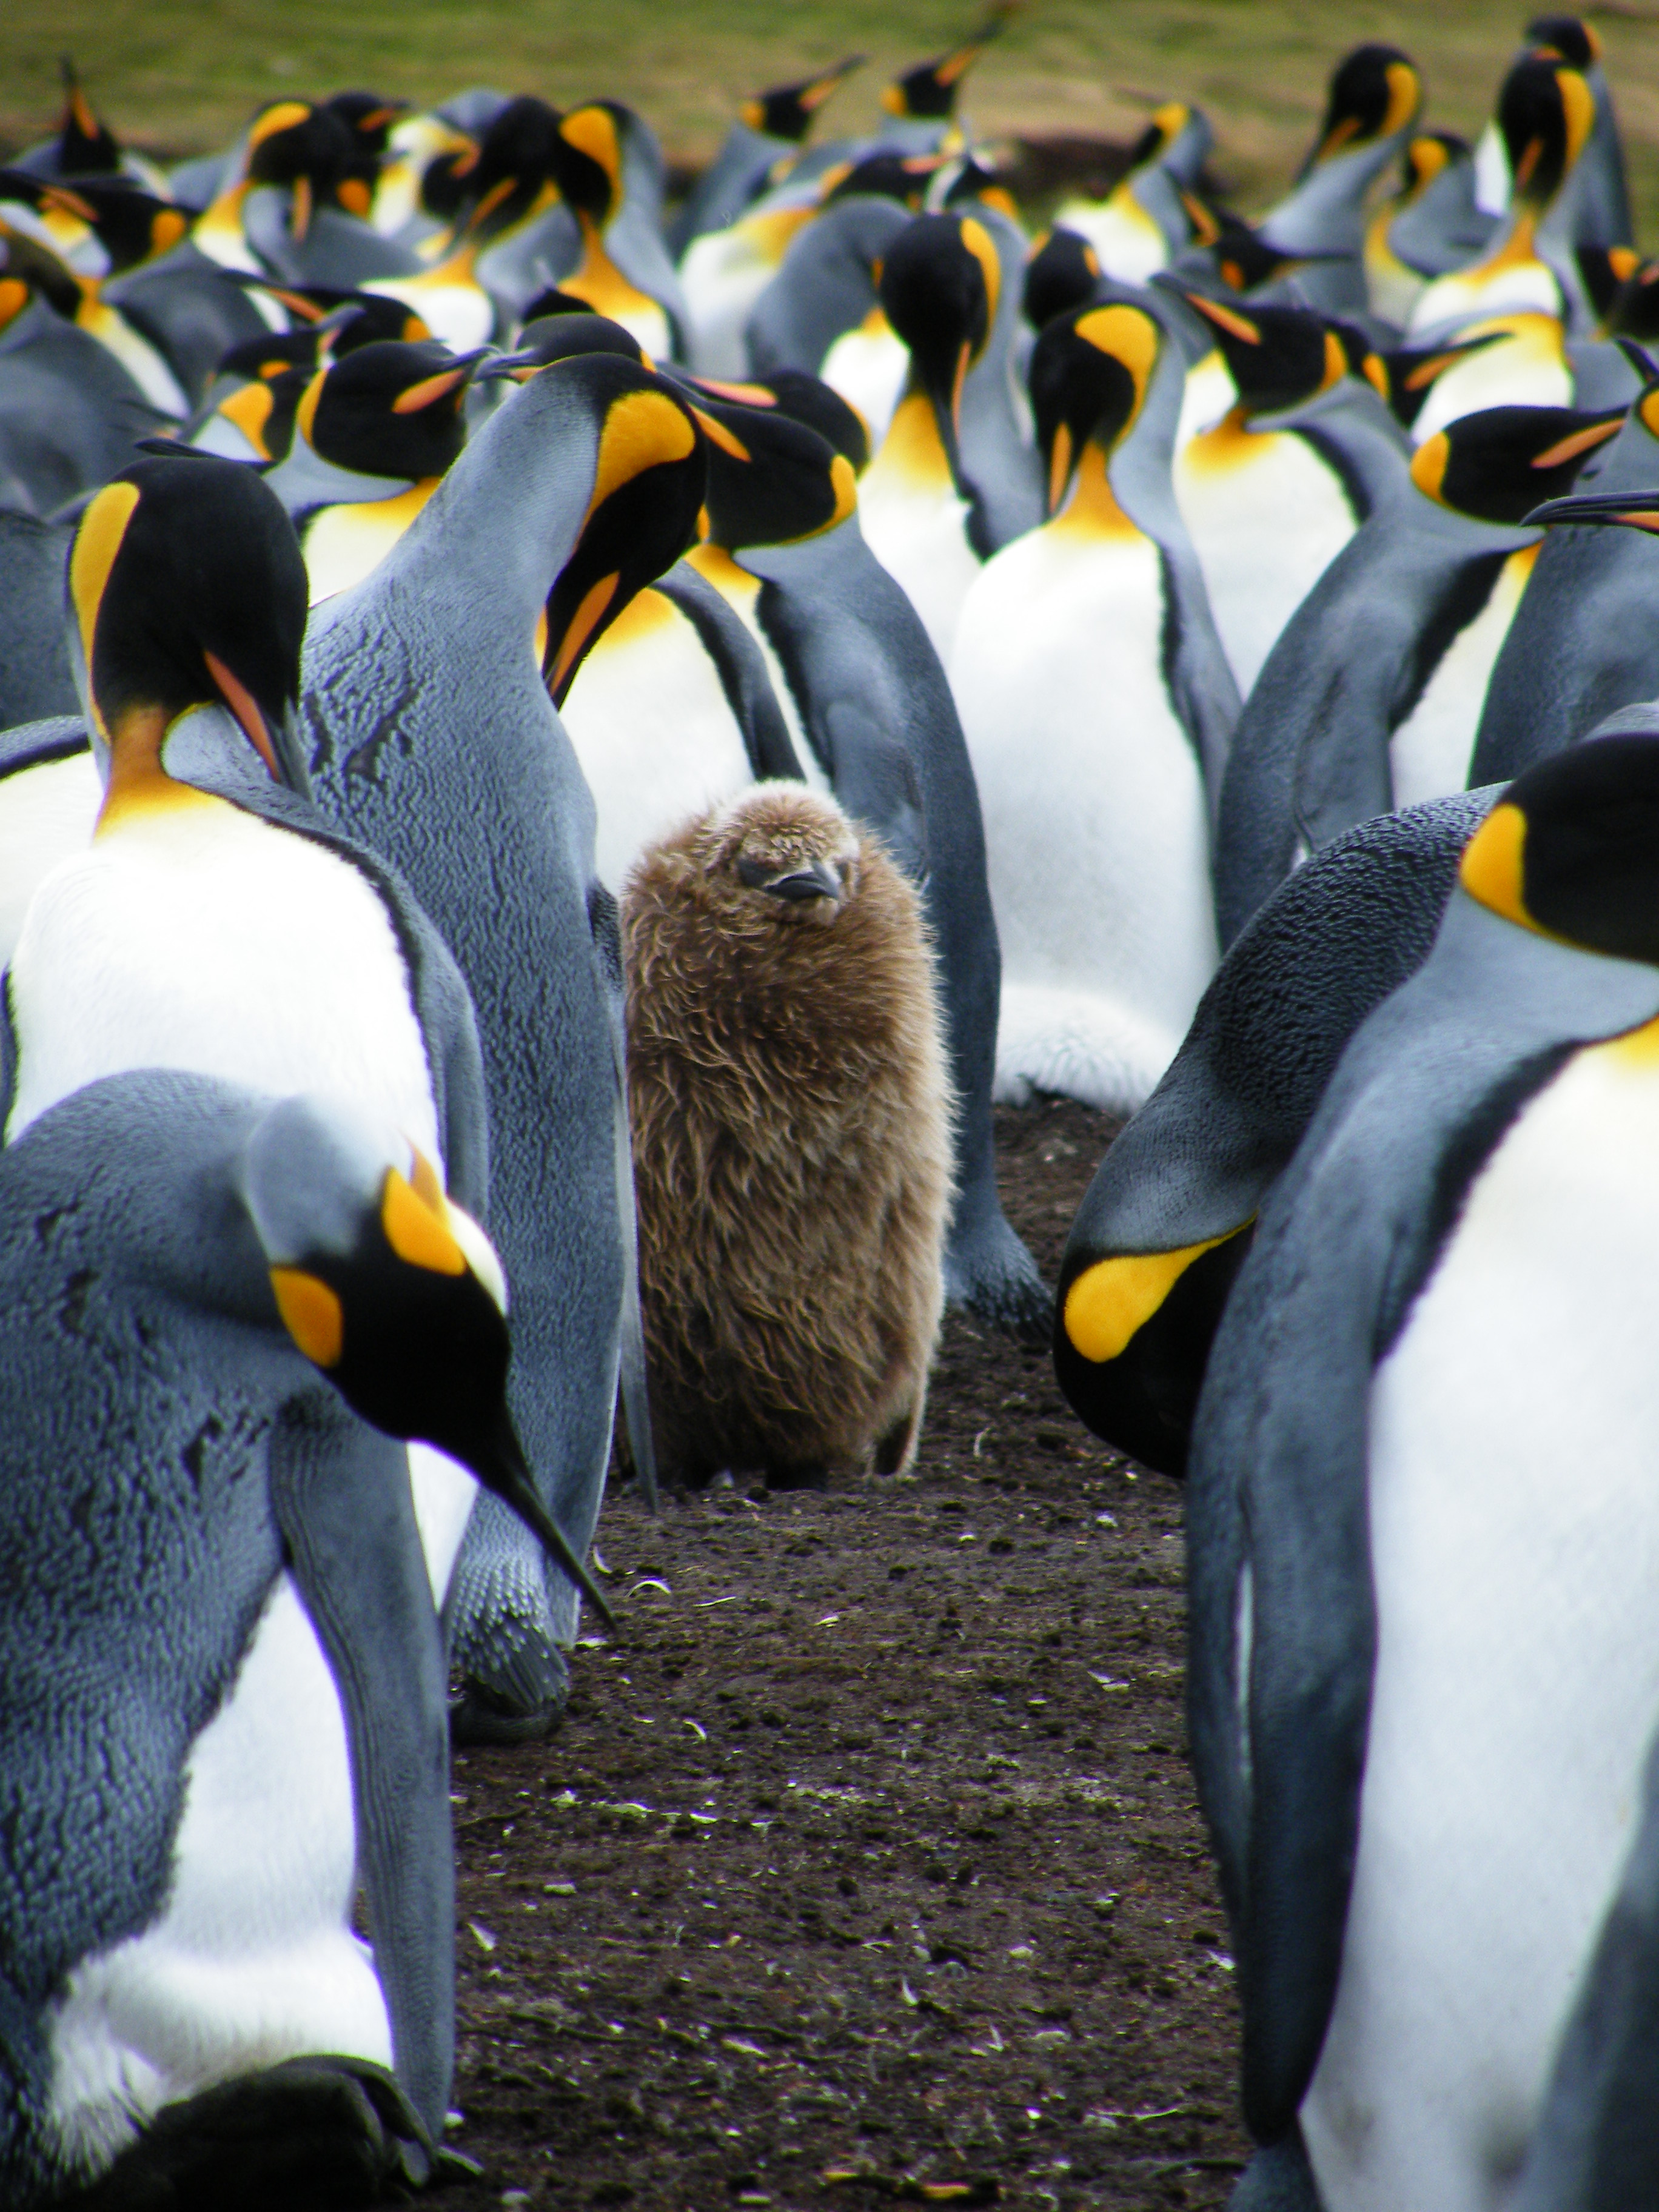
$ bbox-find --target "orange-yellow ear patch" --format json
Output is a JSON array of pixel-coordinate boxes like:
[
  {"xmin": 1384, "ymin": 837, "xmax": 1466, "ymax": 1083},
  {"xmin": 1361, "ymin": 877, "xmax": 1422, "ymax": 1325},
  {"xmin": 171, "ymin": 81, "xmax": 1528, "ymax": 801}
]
[
  {"xmin": 1458, "ymin": 801, "xmax": 1533, "ymax": 928},
  {"xmin": 381, "ymin": 1167, "xmax": 466, "ymax": 1275},
  {"xmin": 586, "ymin": 389, "xmax": 697, "ymax": 525},
  {"xmin": 1064, "ymin": 1230, "xmax": 1245, "ymax": 1363},
  {"xmin": 70, "ymin": 478, "xmax": 142, "ymax": 717},
  {"xmin": 271, "ymin": 1267, "xmax": 344, "ymax": 1366}
]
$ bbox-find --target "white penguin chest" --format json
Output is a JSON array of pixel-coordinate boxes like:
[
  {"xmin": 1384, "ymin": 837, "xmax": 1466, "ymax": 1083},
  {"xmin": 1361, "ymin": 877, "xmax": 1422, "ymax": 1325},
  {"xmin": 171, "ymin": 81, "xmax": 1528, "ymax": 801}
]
[
  {"xmin": 1388, "ymin": 545, "xmax": 1538, "ymax": 810},
  {"xmin": 859, "ymin": 469, "xmax": 980, "ymax": 668},
  {"xmin": 1174, "ymin": 427, "xmax": 1358, "ymax": 699},
  {"xmin": 819, "ymin": 318, "xmax": 908, "ymax": 452},
  {"xmin": 1053, "ymin": 189, "xmax": 1170, "ymax": 284},
  {"xmin": 301, "ymin": 484, "xmax": 435, "ymax": 606},
  {"xmin": 561, "ymin": 590, "xmax": 762, "ymax": 891},
  {"xmin": 949, "ymin": 523, "xmax": 1217, "ymax": 1113},
  {"xmin": 682, "ymin": 225, "xmax": 779, "ymax": 380},
  {"xmin": 6, "ymin": 796, "xmax": 440, "ymax": 1165},
  {"xmin": 1303, "ymin": 1031, "xmax": 1659, "ymax": 2212},
  {"xmin": 0, "ymin": 750, "xmax": 101, "ymax": 971}
]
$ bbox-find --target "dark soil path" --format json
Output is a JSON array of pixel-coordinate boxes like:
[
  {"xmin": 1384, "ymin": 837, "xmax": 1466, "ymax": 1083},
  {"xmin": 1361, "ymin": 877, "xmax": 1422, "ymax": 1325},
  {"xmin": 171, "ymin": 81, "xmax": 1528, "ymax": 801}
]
[{"xmin": 443, "ymin": 1101, "xmax": 1250, "ymax": 2211}]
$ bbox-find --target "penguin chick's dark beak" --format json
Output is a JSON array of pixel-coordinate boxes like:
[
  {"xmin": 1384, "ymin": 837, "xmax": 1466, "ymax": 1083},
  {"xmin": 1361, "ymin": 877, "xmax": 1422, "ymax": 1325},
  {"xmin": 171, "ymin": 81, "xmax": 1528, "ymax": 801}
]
[
  {"xmin": 472, "ymin": 1405, "xmax": 620, "ymax": 1635},
  {"xmin": 1524, "ymin": 488, "xmax": 1659, "ymax": 532},
  {"xmin": 738, "ymin": 855, "xmax": 843, "ymax": 904}
]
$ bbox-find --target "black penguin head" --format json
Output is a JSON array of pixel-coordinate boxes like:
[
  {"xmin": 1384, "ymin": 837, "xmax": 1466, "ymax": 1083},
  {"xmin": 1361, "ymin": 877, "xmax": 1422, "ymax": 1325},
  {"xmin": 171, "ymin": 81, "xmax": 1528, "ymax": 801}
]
[
  {"xmin": 1024, "ymin": 228, "xmax": 1102, "ymax": 330},
  {"xmin": 240, "ymin": 1093, "xmax": 615, "ymax": 1629},
  {"xmin": 477, "ymin": 313, "xmax": 645, "ymax": 385},
  {"xmin": 1604, "ymin": 257, "xmax": 1659, "ymax": 343},
  {"xmin": 1194, "ymin": 215, "xmax": 1336, "ymax": 295},
  {"xmin": 54, "ymin": 58, "xmax": 121, "ymax": 175},
  {"xmin": 1398, "ymin": 130, "xmax": 1470, "ymax": 199},
  {"xmin": 538, "ymin": 360, "xmax": 708, "ymax": 704},
  {"xmin": 241, "ymin": 280, "xmax": 433, "ymax": 352},
  {"xmin": 518, "ymin": 284, "xmax": 598, "ymax": 325},
  {"xmin": 459, "ymin": 94, "xmax": 563, "ymax": 237},
  {"xmin": 241, "ymin": 99, "xmax": 357, "ymax": 241},
  {"xmin": 550, "ymin": 102, "xmax": 634, "ymax": 227},
  {"xmin": 206, "ymin": 361, "xmax": 312, "ymax": 462},
  {"xmin": 293, "ymin": 340, "xmax": 479, "ymax": 480},
  {"xmin": 880, "ymin": 5, "xmax": 1014, "ymax": 120},
  {"xmin": 1526, "ymin": 15, "xmax": 1600, "ymax": 70},
  {"xmin": 1495, "ymin": 54, "xmax": 1595, "ymax": 209},
  {"xmin": 1031, "ymin": 302, "xmax": 1161, "ymax": 514},
  {"xmin": 1409, "ymin": 403, "xmax": 1623, "ymax": 524},
  {"xmin": 1378, "ymin": 325, "xmax": 1509, "ymax": 429},
  {"xmin": 1459, "ymin": 736, "xmax": 1659, "ymax": 966},
  {"xmin": 1183, "ymin": 295, "xmax": 1348, "ymax": 417},
  {"xmin": 0, "ymin": 221, "xmax": 82, "ymax": 318},
  {"xmin": 879, "ymin": 212, "xmax": 1001, "ymax": 468},
  {"xmin": 822, "ymin": 152, "xmax": 942, "ymax": 210},
  {"xmin": 1578, "ymin": 242, "xmax": 1641, "ymax": 323},
  {"xmin": 324, "ymin": 92, "xmax": 407, "ymax": 216},
  {"xmin": 1301, "ymin": 44, "xmax": 1421, "ymax": 172},
  {"xmin": 705, "ymin": 785, "xmax": 860, "ymax": 927},
  {"xmin": 678, "ymin": 389, "xmax": 857, "ymax": 551},
  {"xmin": 739, "ymin": 56, "xmax": 865, "ymax": 143},
  {"xmin": 0, "ymin": 172, "xmax": 187, "ymax": 273},
  {"xmin": 736, "ymin": 370, "xmax": 870, "ymax": 472},
  {"xmin": 67, "ymin": 455, "xmax": 309, "ymax": 794}
]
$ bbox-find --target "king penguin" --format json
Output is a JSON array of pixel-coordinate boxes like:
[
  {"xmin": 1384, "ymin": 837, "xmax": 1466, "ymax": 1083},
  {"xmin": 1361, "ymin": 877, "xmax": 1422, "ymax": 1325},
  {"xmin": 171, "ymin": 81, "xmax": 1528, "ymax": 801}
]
[
  {"xmin": 545, "ymin": 103, "xmax": 689, "ymax": 359},
  {"xmin": 1362, "ymin": 133, "xmax": 1496, "ymax": 330},
  {"xmin": 1212, "ymin": 400, "xmax": 1623, "ymax": 942},
  {"xmin": 1173, "ymin": 295, "xmax": 1410, "ymax": 699},
  {"xmin": 301, "ymin": 354, "xmax": 702, "ymax": 1731},
  {"xmin": 856, "ymin": 210, "xmax": 1008, "ymax": 660},
  {"xmin": 1187, "ymin": 732, "xmax": 1659, "ymax": 2211},
  {"xmin": 1409, "ymin": 53, "xmax": 1596, "ymax": 336},
  {"xmin": 0, "ymin": 1068, "xmax": 595, "ymax": 2207},
  {"xmin": 1473, "ymin": 372, "xmax": 1659, "ymax": 783},
  {"xmin": 2, "ymin": 452, "xmax": 518, "ymax": 1623},
  {"xmin": 1253, "ymin": 44, "xmax": 1424, "ymax": 317},
  {"xmin": 1053, "ymin": 104, "xmax": 1213, "ymax": 287},
  {"xmin": 949, "ymin": 298, "xmax": 1235, "ymax": 1116},
  {"xmin": 1055, "ymin": 783, "xmax": 1496, "ymax": 1478},
  {"xmin": 670, "ymin": 56, "xmax": 865, "ymax": 262}
]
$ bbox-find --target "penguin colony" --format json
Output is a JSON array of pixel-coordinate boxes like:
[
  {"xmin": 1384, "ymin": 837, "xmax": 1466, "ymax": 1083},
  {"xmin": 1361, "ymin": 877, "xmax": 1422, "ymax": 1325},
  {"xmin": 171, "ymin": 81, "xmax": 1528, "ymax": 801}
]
[{"xmin": 4, "ymin": 11, "xmax": 1659, "ymax": 2205}]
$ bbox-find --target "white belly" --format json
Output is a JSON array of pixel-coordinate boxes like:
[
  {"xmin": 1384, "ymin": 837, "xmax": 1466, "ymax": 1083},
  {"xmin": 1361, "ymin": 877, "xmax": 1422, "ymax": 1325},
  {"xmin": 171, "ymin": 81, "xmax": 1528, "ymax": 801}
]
[
  {"xmin": 682, "ymin": 229, "xmax": 777, "ymax": 379},
  {"xmin": 5, "ymin": 796, "xmax": 473, "ymax": 1594},
  {"xmin": 302, "ymin": 487, "xmax": 432, "ymax": 607},
  {"xmin": 561, "ymin": 594, "xmax": 762, "ymax": 890},
  {"xmin": 46, "ymin": 1574, "xmax": 391, "ymax": 2173},
  {"xmin": 1175, "ymin": 431, "xmax": 1358, "ymax": 700},
  {"xmin": 1389, "ymin": 546, "xmax": 1537, "ymax": 809},
  {"xmin": 1410, "ymin": 338, "xmax": 1570, "ymax": 446},
  {"xmin": 820, "ymin": 323, "xmax": 908, "ymax": 451},
  {"xmin": 1053, "ymin": 192, "xmax": 1170, "ymax": 285},
  {"xmin": 1303, "ymin": 1036, "xmax": 1659, "ymax": 2212},
  {"xmin": 0, "ymin": 751, "xmax": 101, "ymax": 970},
  {"xmin": 860, "ymin": 481, "xmax": 982, "ymax": 668},
  {"xmin": 1408, "ymin": 261, "xmax": 1563, "ymax": 339},
  {"xmin": 949, "ymin": 526, "xmax": 1218, "ymax": 1114},
  {"xmin": 363, "ymin": 276, "xmax": 494, "ymax": 353},
  {"xmin": 7, "ymin": 799, "xmax": 440, "ymax": 1159}
]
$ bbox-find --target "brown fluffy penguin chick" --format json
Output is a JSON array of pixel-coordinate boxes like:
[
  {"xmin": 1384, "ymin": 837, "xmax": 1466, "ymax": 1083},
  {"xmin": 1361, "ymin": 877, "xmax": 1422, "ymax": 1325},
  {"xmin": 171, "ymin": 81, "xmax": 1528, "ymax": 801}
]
[{"xmin": 622, "ymin": 785, "xmax": 955, "ymax": 1488}]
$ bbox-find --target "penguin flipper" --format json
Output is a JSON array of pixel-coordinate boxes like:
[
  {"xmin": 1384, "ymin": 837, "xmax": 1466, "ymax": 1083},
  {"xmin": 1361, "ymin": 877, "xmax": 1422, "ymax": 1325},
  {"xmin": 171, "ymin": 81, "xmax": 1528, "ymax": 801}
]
[
  {"xmin": 653, "ymin": 560, "xmax": 804, "ymax": 782},
  {"xmin": 589, "ymin": 879, "xmax": 659, "ymax": 1515},
  {"xmin": 1512, "ymin": 1722, "xmax": 1659, "ymax": 2212},
  {"xmin": 267, "ymin": 1405, "xmax": 452, "ymax": 2145}
]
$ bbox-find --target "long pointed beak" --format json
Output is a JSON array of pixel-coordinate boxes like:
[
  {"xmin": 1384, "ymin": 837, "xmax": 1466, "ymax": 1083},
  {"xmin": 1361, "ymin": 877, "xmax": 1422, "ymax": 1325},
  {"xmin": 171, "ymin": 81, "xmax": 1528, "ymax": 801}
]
[
  {"xmin": 477, "ymin": 1407, "xmax": 619, "ymax": 1634},
  {"xmin": 1524, "ymin": 489, "xmax": 1659, "ymax": 532}
]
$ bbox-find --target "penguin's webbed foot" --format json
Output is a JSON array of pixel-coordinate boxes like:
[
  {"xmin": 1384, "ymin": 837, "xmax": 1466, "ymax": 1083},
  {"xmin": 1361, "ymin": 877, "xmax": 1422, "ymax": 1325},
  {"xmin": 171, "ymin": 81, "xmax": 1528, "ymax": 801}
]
[
  {"xmin": 67, "ymin": 2056, "xmax": 437, "ymax": 2210},
  {"xmin": 947, "ymin": 1225, "xmax": 1055, "ymax": 1348}
]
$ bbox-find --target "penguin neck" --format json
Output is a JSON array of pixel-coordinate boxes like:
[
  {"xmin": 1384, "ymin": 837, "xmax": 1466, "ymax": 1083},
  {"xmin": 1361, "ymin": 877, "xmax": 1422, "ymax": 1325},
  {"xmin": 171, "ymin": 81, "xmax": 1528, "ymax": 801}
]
[
  {"xmin": 194, "ymin": 178, "xmax": 255, "ymax": 268},
  {"xmin": 95, "ymin": 706, "xmax": 227, "ymax": 836},
  {"xmin": 1050, "ymin": 439, "xmax": 1141, "ymax": 541},
  {"xmin": 564, "ymin": 212, "xmax": 652, "ymax": 324},
  {"xmin": 866, "ymin": 386, "xmax": 958, "ymax": 497},
  {"xmin": 687, "ymin": 541, "xmax": 762, "ymax": 608},
  {"xmin": 1477, "ymin": 204, "xmax": 1544, "ymax": 279}
]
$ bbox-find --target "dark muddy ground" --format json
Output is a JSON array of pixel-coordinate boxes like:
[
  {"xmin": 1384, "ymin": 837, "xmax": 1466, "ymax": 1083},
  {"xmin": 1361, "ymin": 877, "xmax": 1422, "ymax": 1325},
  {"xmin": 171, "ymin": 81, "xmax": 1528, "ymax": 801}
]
[{"xmin": 441, "ymin": 1100, "xmax": 1250, "ymax": 2212}]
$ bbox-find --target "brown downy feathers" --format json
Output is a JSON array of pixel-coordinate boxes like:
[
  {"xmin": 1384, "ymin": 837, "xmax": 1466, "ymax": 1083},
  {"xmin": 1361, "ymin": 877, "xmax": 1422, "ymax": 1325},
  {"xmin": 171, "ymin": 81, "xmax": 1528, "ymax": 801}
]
[{"xmin": 622, "ymin": 784, "xmax": 956, "ymax": 1486}]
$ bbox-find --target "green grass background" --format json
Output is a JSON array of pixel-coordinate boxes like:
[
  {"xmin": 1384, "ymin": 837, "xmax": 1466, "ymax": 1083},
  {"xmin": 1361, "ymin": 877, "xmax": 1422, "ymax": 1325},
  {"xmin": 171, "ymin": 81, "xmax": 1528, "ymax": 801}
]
[{"xmin": 5, "ymin": 2, "xmax": 1659, "ymax": 232}]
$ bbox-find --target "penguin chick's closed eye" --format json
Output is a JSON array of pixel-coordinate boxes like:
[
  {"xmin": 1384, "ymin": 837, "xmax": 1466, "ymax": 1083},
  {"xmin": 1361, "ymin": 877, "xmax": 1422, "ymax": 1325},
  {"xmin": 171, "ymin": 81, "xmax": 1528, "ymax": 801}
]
[{"xmin": 622, "ymin": 785, "xmax": 956, "ymax": 1489}]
